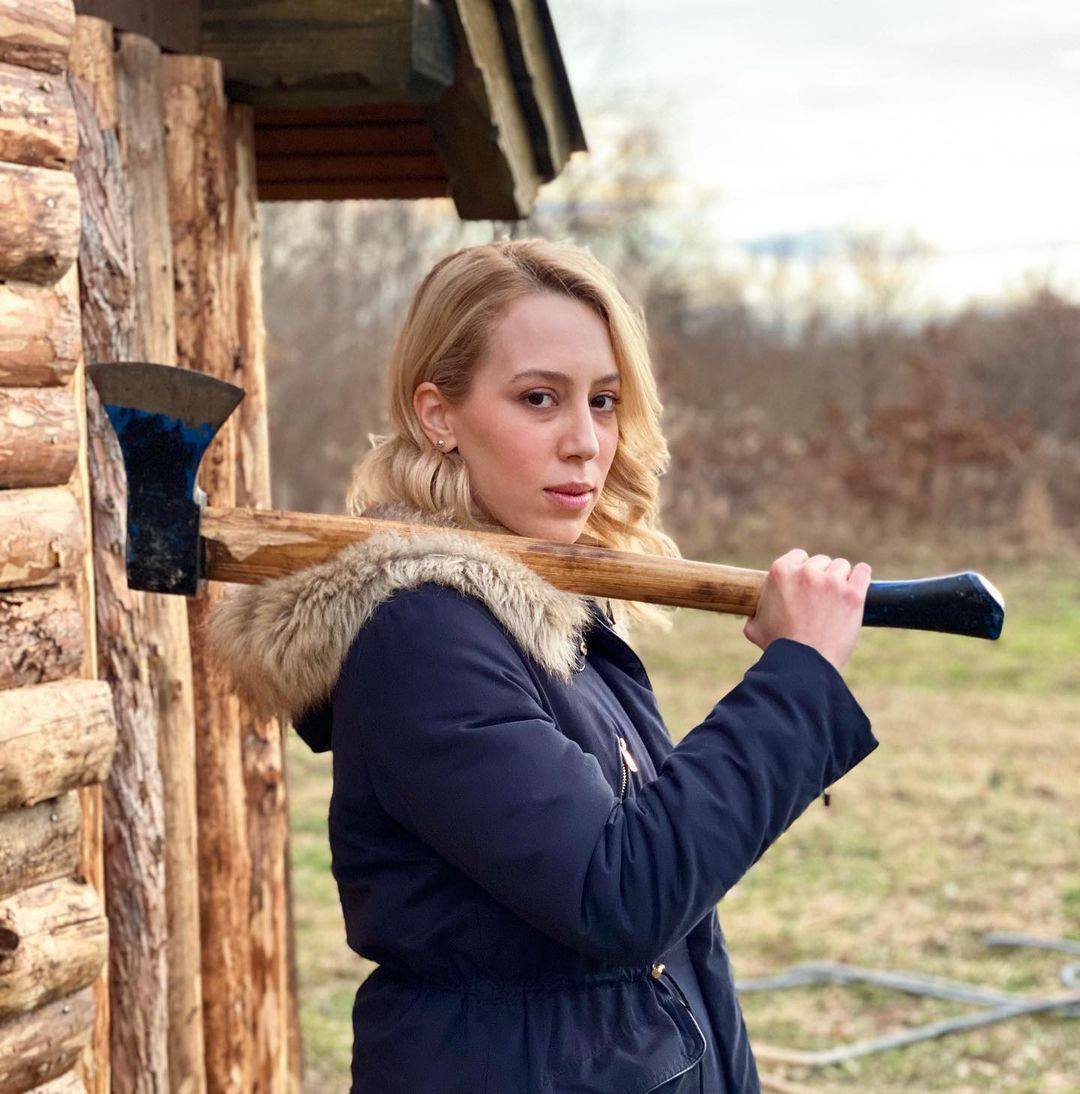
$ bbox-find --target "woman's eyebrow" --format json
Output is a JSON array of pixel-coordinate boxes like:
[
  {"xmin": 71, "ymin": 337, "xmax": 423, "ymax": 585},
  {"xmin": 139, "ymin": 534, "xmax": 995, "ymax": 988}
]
[{"xmin": 510, "ymin": 368, "xmax": 620, "ymax": 384}]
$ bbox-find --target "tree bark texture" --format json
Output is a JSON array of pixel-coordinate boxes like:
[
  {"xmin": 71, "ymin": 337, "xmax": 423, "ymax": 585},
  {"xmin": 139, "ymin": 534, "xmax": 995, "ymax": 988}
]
[
  {"xmin": 0, "ymin": 60, "xmax": 77, "ymax": 170},
  {"xmin": 0, "ymin": 163, "xmax": 79, "ymax": 285},
  {"xmin": 0, "ymin": 584, "xmax": 83, "ymax": 690},
  {"xmin": 0, "ymin": 679, "xmax": 115, "ymax": 812},
  {"xmin": 0, "ymin": 0, "xmax": 75, "ymax": 76},
  {"xmin": 163, "ymin": 52, "xmax": 253, "ymax": 1094},
  {"xmin": 0, "ymin": 986, "xmax": 94, "ymax": 1094},
  {"xmin": 115, "ymin": 30, "xmax": 207, "ymax": 1094},
  {"xmin": 0, "ymin": 387, "xmax": 78, "ymax": 487},
  {"xmin": 0, "ymin": 267, "xmax": 81, "ymax": 387},
  {"xmin": 226, "ymin": 99, "xmax": 300, "ymax": 1093},
  {"xmin": 0, "ymin": 878, "xmax": 107, "ymax": 1023},
  {"xmin": 0, "ymin": 794, "xmax": 81, "ymax": 901},
  {"xmin": 0, "ymin": 486, "xmax": 83, "ymax": 590},
  {"xmin": 69, "ymin": 16, "xmax": 169, "ymax": 1091}
]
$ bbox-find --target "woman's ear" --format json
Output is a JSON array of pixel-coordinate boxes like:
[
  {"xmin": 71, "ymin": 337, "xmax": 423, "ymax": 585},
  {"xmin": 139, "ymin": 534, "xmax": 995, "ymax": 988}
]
[{"xmin": 413, "ymin": 382, "xmax": 457, "ymax": 452}]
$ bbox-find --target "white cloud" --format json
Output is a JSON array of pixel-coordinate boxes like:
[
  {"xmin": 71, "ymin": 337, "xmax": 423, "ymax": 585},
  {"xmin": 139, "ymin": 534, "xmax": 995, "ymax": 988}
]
[{"xmin": 548, "ymin": 0, "xmax": 1080, "ymax": 309}]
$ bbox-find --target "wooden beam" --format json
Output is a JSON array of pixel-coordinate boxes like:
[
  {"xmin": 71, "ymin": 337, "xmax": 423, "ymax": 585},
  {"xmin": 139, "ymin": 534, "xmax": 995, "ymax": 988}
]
[
  {"xmin": 253, "ymin": 102, "xmax": 429, "ymax": 126},
  {"xmin": 114, "ymin": 29, "xmax": 208, "ymax": 1094},
  {"xmin": 0, "ymin": 794, "xmax": 82, "ymax": 901},
  {"xmin": 0, "ymin": 987, "xmax": 95, "ymax": 1092},
  {"xmin": 0, "ymin": 163, "xmax": 79, "ymax": 285},
  {"xmin": 498, "ymin": 0, "xmax": 585, "ymax": 176},
  {"xmin": 257, "ymin": 151, "xmax": 445, "ymax": 182},
  {"xmin": 26, "ymin": 1068, "xmax": 88, "ymax": 1094},
  {"xmin": 0, "ymin": 586, "xmax": 84, "ymax": 691},
  {"xmin": 0, "ymin": 0, "xmax": 76, "ymax": 75},
  {"xmin": 72, "ymin": 1, "xmax": 200, "ymax": 53},
  {"xmin": 0, "ymin": 878, "xmax": 108, "ymax": 1023},
  {"xmin": 200, "ymin": 0, "xmax": 455, "ymax": 109},
  {"xmin": 0, "ymin": 267, "xmax": 82, "ymax": 388},
  {"xmin": 426, "ymin": 0, "xmax": 539, "ymax": 219},
  {"xmin": 0, "ymin": 487, "xmax": 84, "ymax": 591},
  {"xmin": 0, "ymin": 682, "xmax": 118, "ymax": 816},
  {"xmin": 0, "ymin": 387, "xmax": 78, "ymax": 488},
  {"xmin": 257, "ymin": 178, "xmax": 450, "ymax": 202},
  {"xmin": 253, "ymin": 122, "xmax": 437, "ymax": 157},
  {"xmin": 226, "ymin": 98, "xmax": 300, "ymax": 1092},
  {"xmin": 70, "ymin": 14, "xmax": 171, "ymax": 1088},
  {"xmin": 162, "ymin": 51, "xmax": 254, "ymax": 1094},
  {"xmin": 0, "ymin": 60, "xmax": 78, "ymax": 170}
]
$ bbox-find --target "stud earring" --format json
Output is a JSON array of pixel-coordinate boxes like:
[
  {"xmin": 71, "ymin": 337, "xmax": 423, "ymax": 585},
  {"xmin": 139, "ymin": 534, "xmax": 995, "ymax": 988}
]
[{"xmin": 435, "ymin": 439, "xmax": 445, "ymax": 449}]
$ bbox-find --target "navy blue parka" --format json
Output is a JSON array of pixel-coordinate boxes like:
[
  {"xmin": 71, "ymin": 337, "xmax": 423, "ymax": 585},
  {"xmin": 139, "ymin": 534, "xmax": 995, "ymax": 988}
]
[{"xmin": 207, "ymin": 501, "xmax": 878, "ymax": 1093}]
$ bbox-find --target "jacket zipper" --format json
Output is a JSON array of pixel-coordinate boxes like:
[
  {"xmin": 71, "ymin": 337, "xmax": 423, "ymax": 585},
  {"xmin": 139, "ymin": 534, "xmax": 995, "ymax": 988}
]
[
  {"xmin": 640, "ymin": 963, "xmax": 708, "ymax": 1092},
  {"xmin": 617, "ymin": 735, "xmax": 638, "ymax": 802}
]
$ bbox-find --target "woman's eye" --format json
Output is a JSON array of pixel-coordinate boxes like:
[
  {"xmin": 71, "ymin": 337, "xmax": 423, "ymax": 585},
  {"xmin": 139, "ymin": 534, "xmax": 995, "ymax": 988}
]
[
  {"xmin": 523, "ymin": 391, "xmax": 555, "ymax": 407},
  {"xmin": 522, "ymin": 391, "xmax": 621, "ymax": 410}
]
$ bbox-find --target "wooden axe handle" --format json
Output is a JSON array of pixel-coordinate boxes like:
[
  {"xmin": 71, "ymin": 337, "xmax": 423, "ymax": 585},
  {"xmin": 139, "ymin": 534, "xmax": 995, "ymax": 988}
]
[
  {"xmin": 200, "ymin": 505, "xmax": 764, "ymax": 615},
  {"xmin": 200, "ymin": 506, "xmax": 1005, "ymax": 639}
]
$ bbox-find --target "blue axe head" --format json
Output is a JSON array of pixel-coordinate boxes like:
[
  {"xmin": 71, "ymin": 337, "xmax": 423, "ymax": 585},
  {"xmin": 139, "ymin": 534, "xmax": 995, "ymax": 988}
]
[{"xmin": 87, "ymin": 362, "xmax": 244, "ymax": 596}]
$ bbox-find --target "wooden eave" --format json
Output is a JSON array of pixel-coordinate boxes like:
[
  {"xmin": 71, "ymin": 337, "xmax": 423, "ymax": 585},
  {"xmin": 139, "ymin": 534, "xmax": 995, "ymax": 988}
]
[{"xmin": 75, "ymin": 0, "xmax": 587, "ymax": 218}]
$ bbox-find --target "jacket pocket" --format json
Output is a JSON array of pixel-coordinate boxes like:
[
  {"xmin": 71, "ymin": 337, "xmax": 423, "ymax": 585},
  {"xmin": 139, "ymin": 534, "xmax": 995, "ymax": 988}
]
[{"xmin": 542, "ymin": 971, "xmax": 707, "ymax": 1094}]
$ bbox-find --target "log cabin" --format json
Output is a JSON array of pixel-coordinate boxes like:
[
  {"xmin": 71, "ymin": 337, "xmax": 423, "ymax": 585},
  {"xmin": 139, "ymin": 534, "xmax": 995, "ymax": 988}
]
[{"xmin": 0, "ymin": 2, "xmax": 585, "ymax": 1090}]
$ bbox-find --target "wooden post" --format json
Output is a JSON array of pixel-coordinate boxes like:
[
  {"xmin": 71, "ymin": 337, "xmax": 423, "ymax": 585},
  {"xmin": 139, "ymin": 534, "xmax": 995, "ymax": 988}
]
[
  {"xmin": 115, "ymin": 31, "xmax": 208, "ymax": 1094},
  {"xmin": 70, "ymin": 14, "xmax": 170, "ymax": 1090},
  {"xmin": 163, "ymin": 52, "xmax": 253, "ymax": 1094},
  {"xmin": 225, "ymin": 100, "xmax": 300, "ymax": 1092}
]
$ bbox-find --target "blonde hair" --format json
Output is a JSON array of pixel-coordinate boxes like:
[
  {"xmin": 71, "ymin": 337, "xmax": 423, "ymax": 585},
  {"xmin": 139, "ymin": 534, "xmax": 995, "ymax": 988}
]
[{"xmin": 345, "ymin": 237, "xmax": 680, "ymax": 634}]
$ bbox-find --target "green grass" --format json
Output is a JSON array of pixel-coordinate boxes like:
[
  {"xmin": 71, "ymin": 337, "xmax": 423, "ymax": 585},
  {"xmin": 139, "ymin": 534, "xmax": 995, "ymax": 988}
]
[{"xmin": 287, "ymin": 560, "xmax": 1080, "ymax": 1091}]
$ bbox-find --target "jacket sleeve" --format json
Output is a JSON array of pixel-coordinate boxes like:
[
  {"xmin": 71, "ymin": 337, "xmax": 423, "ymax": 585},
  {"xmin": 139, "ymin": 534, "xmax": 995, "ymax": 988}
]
[{"xmin": 334, "ymin": 583, "xmax": 878, "ymax": 965}]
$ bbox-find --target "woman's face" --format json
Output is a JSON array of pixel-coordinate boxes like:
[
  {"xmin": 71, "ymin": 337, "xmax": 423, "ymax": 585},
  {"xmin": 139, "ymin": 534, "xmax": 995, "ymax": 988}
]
[{"xmin": 413, "ymin": 291, "xmax": 621, "ymax": 543}]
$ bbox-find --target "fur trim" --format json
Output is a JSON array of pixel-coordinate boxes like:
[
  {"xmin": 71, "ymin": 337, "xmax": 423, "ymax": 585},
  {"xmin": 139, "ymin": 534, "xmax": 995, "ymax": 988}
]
[{"xmin": 204, "ymin": 500, "xmax": 608, "ymax": 723}]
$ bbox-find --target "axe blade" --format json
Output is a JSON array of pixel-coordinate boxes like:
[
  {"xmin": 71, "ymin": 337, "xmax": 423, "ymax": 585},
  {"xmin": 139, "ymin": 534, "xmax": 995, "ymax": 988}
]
[{"xmin": 87, "ymin": 362, "xmax": 245, "ymax": 595}]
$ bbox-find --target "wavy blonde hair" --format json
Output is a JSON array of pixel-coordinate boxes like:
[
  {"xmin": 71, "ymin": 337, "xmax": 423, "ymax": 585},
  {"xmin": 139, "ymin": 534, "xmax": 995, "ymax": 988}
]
[{"xmin": 345, "ymin": 237, "xmax": 680, "ymax": 635}]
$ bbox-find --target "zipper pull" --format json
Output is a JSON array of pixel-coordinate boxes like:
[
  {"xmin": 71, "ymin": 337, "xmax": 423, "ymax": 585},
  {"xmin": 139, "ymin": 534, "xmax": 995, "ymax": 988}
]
[{"xmin": 618, "ymin": 736, "xmax": 639, "ymax": 773}]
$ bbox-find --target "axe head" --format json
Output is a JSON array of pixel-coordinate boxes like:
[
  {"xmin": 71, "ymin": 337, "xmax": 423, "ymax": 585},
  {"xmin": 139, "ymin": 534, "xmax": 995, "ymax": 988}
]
[{"xmin": 87, "ymin": 362, "xmax": 244, "ymax": 595}]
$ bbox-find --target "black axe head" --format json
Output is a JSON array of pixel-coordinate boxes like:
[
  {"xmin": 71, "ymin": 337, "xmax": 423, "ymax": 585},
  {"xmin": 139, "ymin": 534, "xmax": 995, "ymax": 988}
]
[{"xmin": 87, "ymin": 362, "xmax": 244, "ymax": 595}]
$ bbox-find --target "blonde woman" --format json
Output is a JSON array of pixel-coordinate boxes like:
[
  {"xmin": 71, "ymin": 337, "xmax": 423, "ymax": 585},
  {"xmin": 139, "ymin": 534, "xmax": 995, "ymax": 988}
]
[{"xmin": 209, "ymin": 238, "xmax": 876, "ymax": 1092}]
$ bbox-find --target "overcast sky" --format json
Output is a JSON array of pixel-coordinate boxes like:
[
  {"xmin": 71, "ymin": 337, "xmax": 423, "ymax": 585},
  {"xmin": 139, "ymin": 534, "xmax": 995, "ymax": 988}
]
[{"xmin": 547, "ymin": 0, "xmax": 1080, "ymax": 312}]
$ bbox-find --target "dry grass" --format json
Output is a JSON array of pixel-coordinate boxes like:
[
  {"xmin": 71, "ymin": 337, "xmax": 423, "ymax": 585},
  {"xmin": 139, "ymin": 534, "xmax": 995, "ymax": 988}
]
[{"xmin": 287, "ymin": 559, "xmax": 1079, "ymax": 1091}]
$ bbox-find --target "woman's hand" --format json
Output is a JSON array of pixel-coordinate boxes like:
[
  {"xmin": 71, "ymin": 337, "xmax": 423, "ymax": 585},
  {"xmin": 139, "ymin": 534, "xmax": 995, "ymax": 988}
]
[{"xmin": 743, "ymin": 549, "xmax": 872, "ymax": 673}]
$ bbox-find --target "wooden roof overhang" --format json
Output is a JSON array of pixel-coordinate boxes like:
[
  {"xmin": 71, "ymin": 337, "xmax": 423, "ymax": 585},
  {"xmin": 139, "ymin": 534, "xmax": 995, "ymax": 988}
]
[{"xmin": 73, "ymin": 0, "xmax": 588, "ymax": 219}]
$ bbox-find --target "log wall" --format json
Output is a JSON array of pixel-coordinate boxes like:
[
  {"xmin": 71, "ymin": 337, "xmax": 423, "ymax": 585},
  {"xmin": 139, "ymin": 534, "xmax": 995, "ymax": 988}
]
[
  {"xmin": 2, "ymin": 5, "xmax": 302, "ymax": 1091},
  {"xmin": 0, "ymin": 6, "xmax": 114, "ymax": 1094},
  {"xmin": 70, "ymin": 13, "xmax": 173, "ymax": 1092}
]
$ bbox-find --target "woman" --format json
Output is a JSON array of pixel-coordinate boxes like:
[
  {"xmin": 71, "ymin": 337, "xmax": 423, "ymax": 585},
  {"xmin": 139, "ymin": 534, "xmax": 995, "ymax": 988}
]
[{"xmin": 208, "ymin": 238, "xmax": 877, "ymax": 1092}]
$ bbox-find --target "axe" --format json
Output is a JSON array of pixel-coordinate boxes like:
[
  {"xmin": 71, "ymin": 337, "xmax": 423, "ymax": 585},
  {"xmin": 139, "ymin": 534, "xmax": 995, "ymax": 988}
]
[{"xmin": 86, "ymin": 362, "xmax": 1005, "ymax": 641}]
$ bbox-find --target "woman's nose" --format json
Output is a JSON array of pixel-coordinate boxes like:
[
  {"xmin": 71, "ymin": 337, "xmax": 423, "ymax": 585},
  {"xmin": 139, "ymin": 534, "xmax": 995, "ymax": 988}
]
[{"xmin": 559, "ymin": 400, "xmax": 601, "ymax": 461}]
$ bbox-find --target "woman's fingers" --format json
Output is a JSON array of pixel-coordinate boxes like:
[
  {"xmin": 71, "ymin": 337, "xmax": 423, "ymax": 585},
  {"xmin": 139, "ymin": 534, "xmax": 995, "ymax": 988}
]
[
  {"xmin": 849, "ymin": 561, "xmax": 872, "ymax": 591},
  {"xmin": 826, "ymin": 557, "xmax": 852, "ymax": 579}
]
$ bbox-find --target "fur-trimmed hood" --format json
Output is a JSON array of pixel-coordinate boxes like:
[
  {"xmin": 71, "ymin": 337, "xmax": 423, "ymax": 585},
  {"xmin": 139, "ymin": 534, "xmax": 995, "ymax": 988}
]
[{"xmin": 204, "ymin": 499, "xmax": 625, "ymax": 734}]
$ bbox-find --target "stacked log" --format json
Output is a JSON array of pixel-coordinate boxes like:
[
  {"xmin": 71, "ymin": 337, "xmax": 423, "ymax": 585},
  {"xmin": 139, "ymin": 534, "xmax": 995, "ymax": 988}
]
[
  {"xmin": 3, "ymin": 5, "xmax": 302, "ymax": 1091},
  {"xmin": 0, "ymin": 4, "xmax": 114, "ymax": 1094}
]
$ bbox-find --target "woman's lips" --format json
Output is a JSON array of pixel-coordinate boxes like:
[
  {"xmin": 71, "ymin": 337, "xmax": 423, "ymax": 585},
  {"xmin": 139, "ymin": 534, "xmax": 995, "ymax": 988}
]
[{"xmin": 544, "ymin": 488, "xmax": 593, "ymax": 511}]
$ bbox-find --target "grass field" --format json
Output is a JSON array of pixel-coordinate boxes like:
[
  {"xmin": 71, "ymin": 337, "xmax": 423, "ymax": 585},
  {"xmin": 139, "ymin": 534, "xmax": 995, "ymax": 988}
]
[{"xmin": 286, "ymin": 558, "xmax": 1079, "ymax": 1091}]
